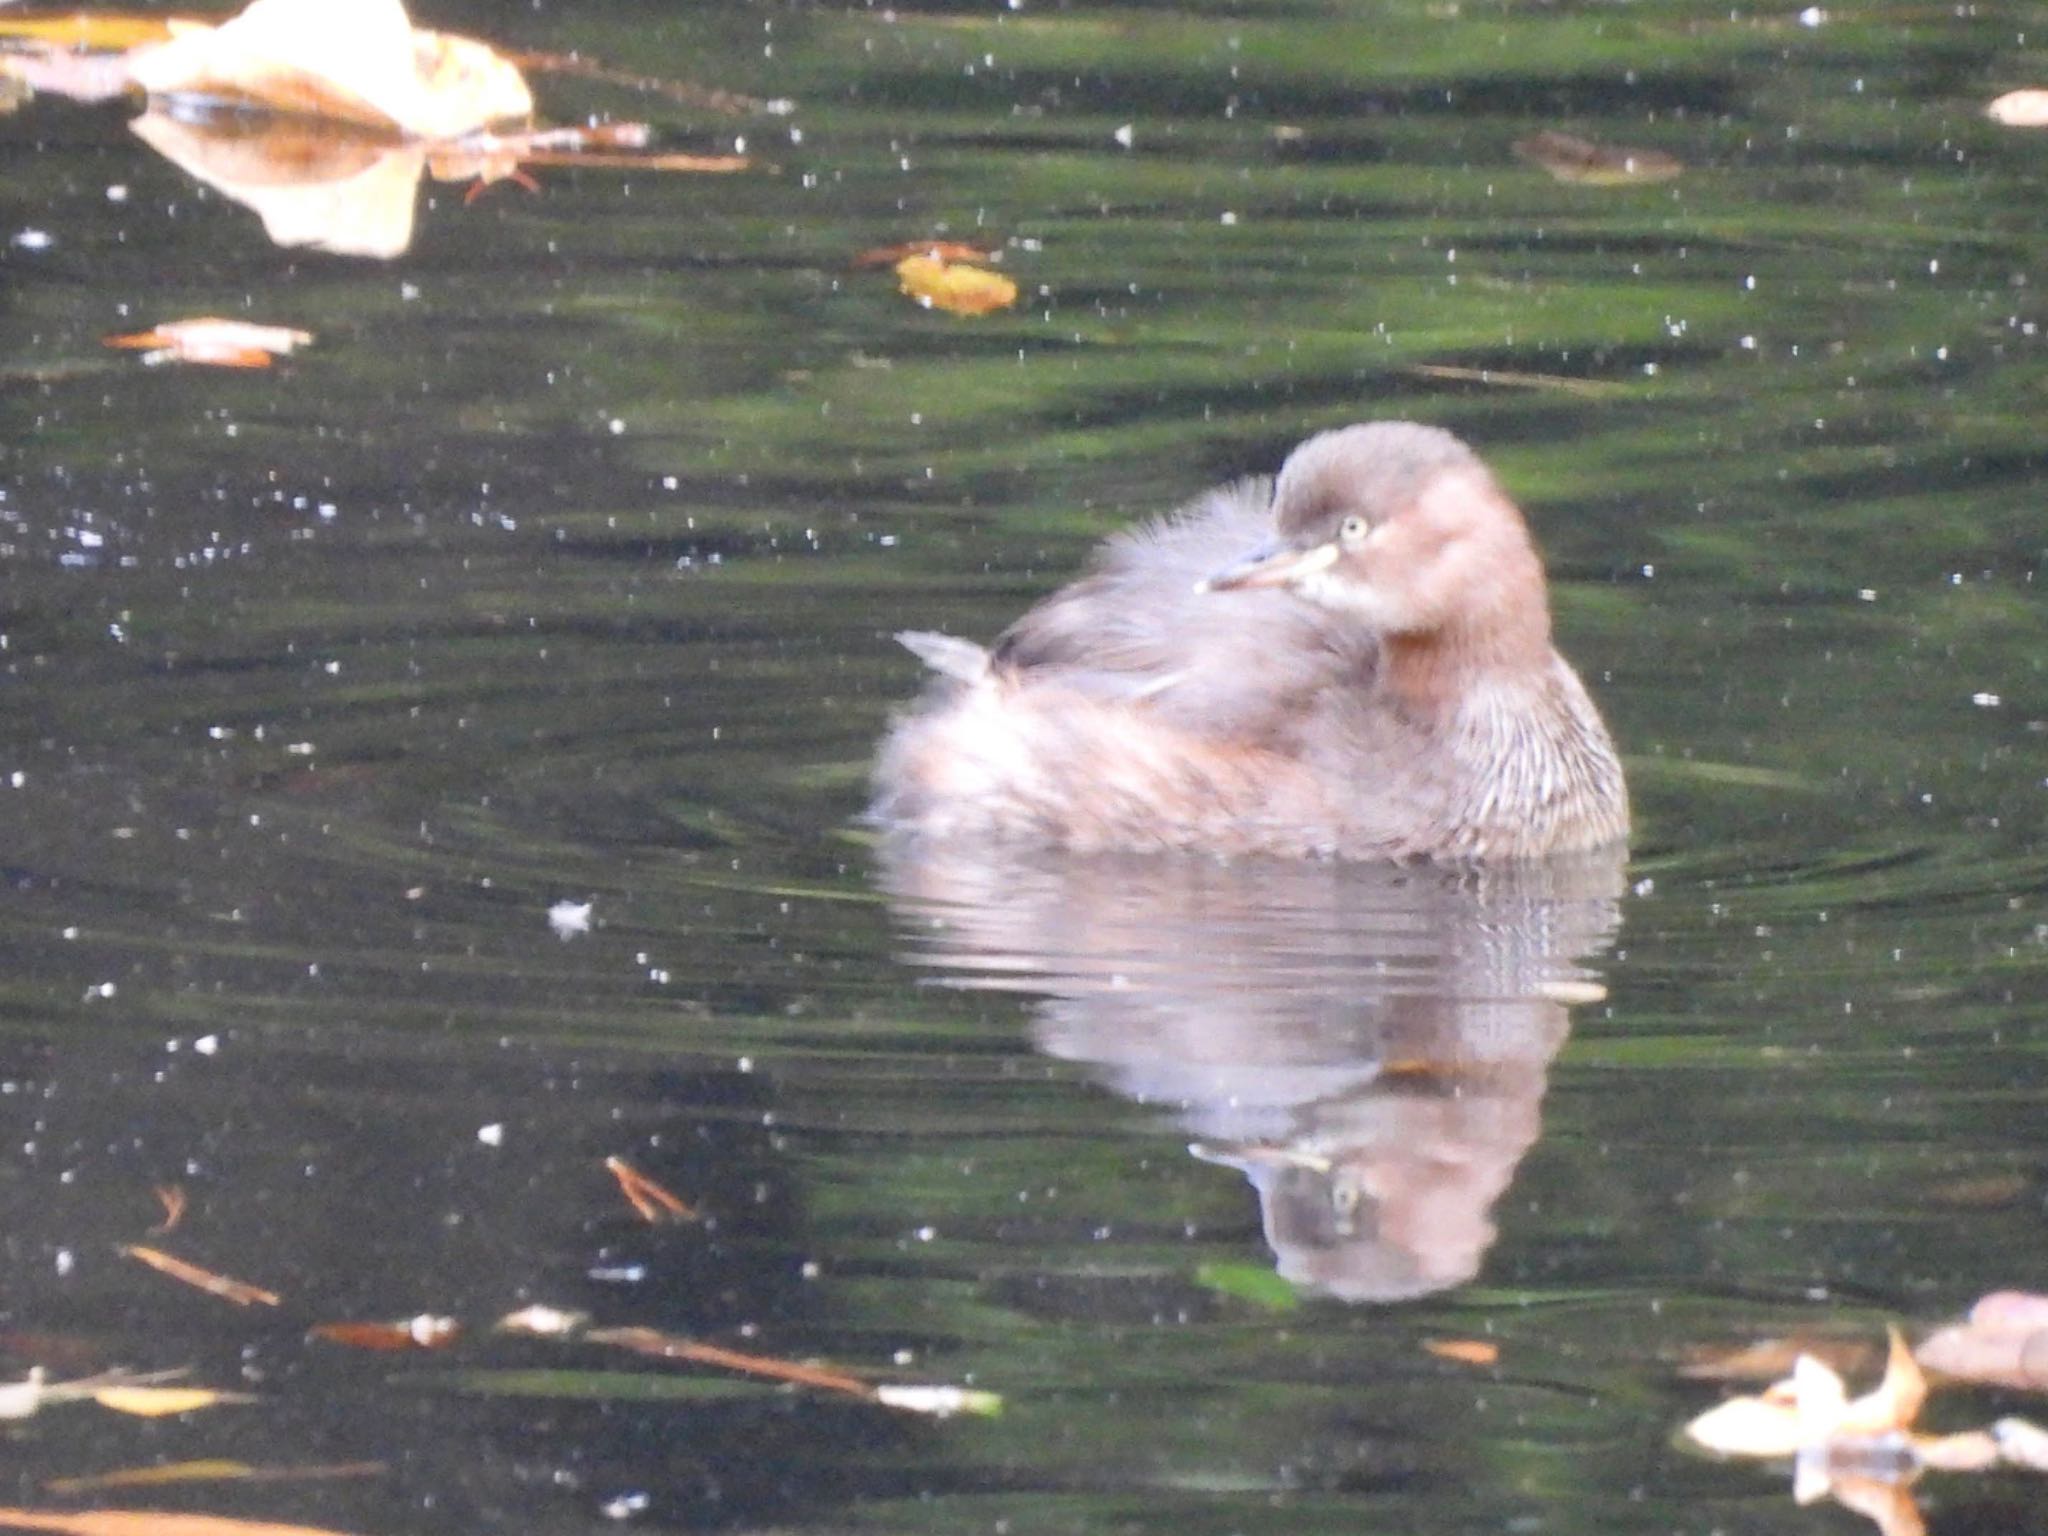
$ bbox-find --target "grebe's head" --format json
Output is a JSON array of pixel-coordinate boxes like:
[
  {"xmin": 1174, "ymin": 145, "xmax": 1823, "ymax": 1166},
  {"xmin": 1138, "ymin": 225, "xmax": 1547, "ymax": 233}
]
[{"xmin": 1200, "ymin": 422, "xmax": 1550, "ymax": 643}]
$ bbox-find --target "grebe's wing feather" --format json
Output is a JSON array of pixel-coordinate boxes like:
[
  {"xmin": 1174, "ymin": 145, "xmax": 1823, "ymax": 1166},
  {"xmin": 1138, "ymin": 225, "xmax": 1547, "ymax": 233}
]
[
  {"xmin": 897, "ymin": 630, "xmax": 991, "ymax": 683},
  {"xmin": 989, "ymin": 478, "xmax": 1373, "ymax": 739}
]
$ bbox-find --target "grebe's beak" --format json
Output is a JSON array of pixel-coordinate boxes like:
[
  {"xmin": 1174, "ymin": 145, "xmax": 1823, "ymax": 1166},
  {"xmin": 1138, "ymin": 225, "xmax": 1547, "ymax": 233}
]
[{"xmin": 1195, "ymin": 539, "xmax": 1339, "ymax": 594}]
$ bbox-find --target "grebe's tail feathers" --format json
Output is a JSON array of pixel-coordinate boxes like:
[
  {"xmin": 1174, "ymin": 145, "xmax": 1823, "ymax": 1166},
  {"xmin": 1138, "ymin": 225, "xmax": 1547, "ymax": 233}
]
[{"xmin": 897, "ymin": 630, "xmax": 991, "ymax": 683}]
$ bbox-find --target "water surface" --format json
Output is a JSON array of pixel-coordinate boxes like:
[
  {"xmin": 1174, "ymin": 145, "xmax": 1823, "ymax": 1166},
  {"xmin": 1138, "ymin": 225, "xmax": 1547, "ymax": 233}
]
[{"xmin": 4, "ymin": 1, "xmax": 2048, "ymax": 1532}]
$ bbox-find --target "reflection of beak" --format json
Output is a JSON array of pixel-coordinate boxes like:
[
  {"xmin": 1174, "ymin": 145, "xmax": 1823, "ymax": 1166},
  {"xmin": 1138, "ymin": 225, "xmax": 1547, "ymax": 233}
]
[{"xmin": 1195, "ymin": 539, "xmax": 1338, "ymax": 593}]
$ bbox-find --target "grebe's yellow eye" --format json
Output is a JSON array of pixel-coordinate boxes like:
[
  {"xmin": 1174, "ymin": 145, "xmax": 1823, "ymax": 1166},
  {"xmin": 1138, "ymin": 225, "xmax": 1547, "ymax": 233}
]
[{"xmin": 1338, "ymin": 515, "xmax": 1368, "ymax": 543}]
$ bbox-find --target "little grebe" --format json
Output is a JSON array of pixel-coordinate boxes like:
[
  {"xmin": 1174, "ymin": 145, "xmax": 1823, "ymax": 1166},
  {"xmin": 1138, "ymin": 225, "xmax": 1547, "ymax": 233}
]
[{"xmin": 872, "ymin": 421, "xmax": 1628, "ymax": 859}]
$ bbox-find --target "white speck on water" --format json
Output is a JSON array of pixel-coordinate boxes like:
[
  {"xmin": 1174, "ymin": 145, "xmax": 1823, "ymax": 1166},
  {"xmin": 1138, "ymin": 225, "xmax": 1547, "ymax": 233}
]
[
  {"xmin": 1858, "ymin": 588, "xmax": 1877, "ymax": 601},
  {"xmin": 11, "ymin": 230, "xmax": 52, "ymax": 251},
  {"xmin": 1973, "ymin": 692, "xmax": 2002, "ymax": 707},
  {"xmin": 548, "ymin": 899, "xmax": 593, "ymax": 939},
  {"xmin": 194, "ymin": 1035, "xmax": 219, "ymax": 1055},
  {"xmin": 477, "ymin": 1123, "xmax": 505, "ymax": 1146},
  {"xmin": 1113, "ymin": 123, "xmax": 1135, "ymax": 147}
]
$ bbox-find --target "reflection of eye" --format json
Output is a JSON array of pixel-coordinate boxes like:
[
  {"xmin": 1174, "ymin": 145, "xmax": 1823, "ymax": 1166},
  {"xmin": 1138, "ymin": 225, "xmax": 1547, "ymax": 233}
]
[{"xmin": 1338, "ymin": 515, "xmax": 1368, "ymax": 542}]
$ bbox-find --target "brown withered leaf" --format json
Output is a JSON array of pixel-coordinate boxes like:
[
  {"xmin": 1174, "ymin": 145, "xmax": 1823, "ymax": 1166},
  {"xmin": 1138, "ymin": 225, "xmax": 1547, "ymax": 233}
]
[
  {"xmin": 150, "ymin": 1184, "xmax": 188, "ymax": 1235},
  {"xmin": 586, "ymin": 1325, "xmax": 877, "ymax": 1400},
  {"xmin": 894, "ymin": 254, "xmax": 1019, "ymax": 316},
  {"xmin": 116, "ymin": 1245, "xmax": 281, "ymax": 1305},
  {"xmin": 604, "ymin": 1156, "xmax": 697, "ymax": 1224},
  {"xmin": 104, "ymin": 318, "xmax": 312, "ymax": 369},
  {"xmin": 308, "ymin": 1316, "xmax": 460, "ymax": 1351},
  {"xmin": 1513, "ymin": 129, "xmax": 1683, "ymax": 185},
  {"xmin": 124, "ymin": 0, "xmax": 531, "ymax": 139}
]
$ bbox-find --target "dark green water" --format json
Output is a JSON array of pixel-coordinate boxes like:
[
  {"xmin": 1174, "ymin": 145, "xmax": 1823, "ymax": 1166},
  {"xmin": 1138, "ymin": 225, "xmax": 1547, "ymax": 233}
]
[{"xmin": 4, "ymin": 0, "xmax": 2048, "ymax": 1532}]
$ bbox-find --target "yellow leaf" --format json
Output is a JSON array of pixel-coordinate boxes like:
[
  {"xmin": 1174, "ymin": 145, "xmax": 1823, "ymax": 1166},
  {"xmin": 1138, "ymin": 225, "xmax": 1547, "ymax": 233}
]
[
  {"xmin": 0, "ymin": 13, "xmax": 178, "ymax": 52},
  {"xmin": 1836, "ymin": 1327, "xmax": 1924, "ymax": 1435},
  {"xmin": 91, "ymin": 1387, "xmax": 256, "ymax": 1418},
  {"xmin": 893, "ymin": 255, "xmax": 1019, "ymax": 317},
  {"xmin": 0, "ymin": 1507, "xmax": 364, "ymax": 1536},
  {"xmin": 124, "ymin": 0, "xmax": 531, "ymax": 139},
  {"xmin": 46, "ymin": 1463, "xmax": 255, "ymax": 1495}
]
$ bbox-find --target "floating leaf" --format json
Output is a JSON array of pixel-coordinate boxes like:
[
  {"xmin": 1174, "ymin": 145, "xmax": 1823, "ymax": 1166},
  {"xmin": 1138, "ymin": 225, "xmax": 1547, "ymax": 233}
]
[
  {"xmin": 124, "ymin": 0, "xmax": 531, "ymax": 139},
  {"xmin": 308, "ymin": 1316, "xmax": 460, "ymax": 1351},
  {"xmin": 46, "ymin": 1462, "xmax": 380, "ymax": 1497},
  {"xmin": 1192, "ymin": 1261, "xmax": 1300, "ymax": 1313},
  {"xmin": 47, "ymin": 1464, "xmax": 258, "ymax": 1497},
  {"xmin": 150, "ymin": 1185, "xmax": 187, "ymax": 1235},
  {"xmin": 1422, "ymin": 1337, "xmax": 1500, "ymax": 1367},
  {"xmin": 493, "ymin": 1304, "xmax": 589, "ymax": 1339},
  {"xmin": 1684, "ymin": 1384, "xmax": 1808, "ymax": 1458},
  {"xmin": 92, "ymin": 1386, "xmax": 256, "ymax": 1418},
  {"xmin": 1685, "ymin": 1328, "xmax": 1922, "ymax": 1458},
  {"xmin": 0, "ymin": 1370, "xmax": 48, "ymax": 1423},
  {"xmin": 115, "ymin": 1245, "xmax": 280, "ymax": 1305},
  {"xmin": 1914, "ymin": 1290, "xmax": 2048, "ymax": 1390},
  {"xmin": 0, "ymin": 1507, "xmax": 366, "ymax": 1536},
  {"xmin": 1513, "ymin": 129, "xmax": 1683, "ymax": 185},
  {"xmin": 0, "ymin": 12, "xmax": 177, "ymax": 52},
  {"xmin": 893, "ymin": 254, "xmax": 1018, "ymax": 317},
  {"xmin": 1993, "ymin": 1417, "xmax": 2048, "ymax": 1471},
  {"xmin": 604, "ymin": 1156, "xmax": 697, "ymax": 1224},
  {"xmin": 853, "ymin": 239, "xmax": 997, "ymax": 270},
  {"xmin": 103, "ymin": 318, "xmax": 312, "ymax": 370},
  {"xmin": 1987, "ymin": 89, "xmax": 2048, "ymax": 126},
  {"xmin": 871, "ymin": 1384, "xmax": 1003, "ymax": 1418},
  {"xmin": 586, "ymin": 1325, "xmax": 877, "ymax": 1400}
]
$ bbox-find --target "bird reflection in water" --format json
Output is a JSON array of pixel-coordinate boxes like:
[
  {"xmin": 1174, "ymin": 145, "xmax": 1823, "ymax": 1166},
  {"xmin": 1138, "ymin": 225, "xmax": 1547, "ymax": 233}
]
[{"xmin": 878, "ymin": 840, "xmax": 1626, "ymax": 1303}]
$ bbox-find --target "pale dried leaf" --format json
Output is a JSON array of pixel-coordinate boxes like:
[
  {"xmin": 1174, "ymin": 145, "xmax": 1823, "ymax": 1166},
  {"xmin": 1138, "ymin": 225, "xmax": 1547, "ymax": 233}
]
[
  {"xmin": 871, "ymin": 1384, "xmax": 1004, "ymax": 1418},
  {"xmin": 1513, "ymin": 129, "xmax": 1683, "ymax": 185},
  {"xmin": 1987, "ymin": 89, "xmax": 2048, "ymax": 126},
  {"xmin": 105, "ymin": 317, "xmax": 312, "ymax": 368},
  {"xmin": 1911, "ymin": 1429, "xmax": 2001, "ymax": 1472},
  {"xmin": 1683, "ymin": 1390, "xmax": 1807, "ymax": 1457},
  {"xmin": 125, "ymin": 0, "xmax": 531, "ymax": 139},
  {"xmin": 1993, "ymin": 1416, "xmax": 2048, "ymax": 1471},
  {"xmin": 129, "ymin": 109, "xmax": 424, "ymax": 259}
]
